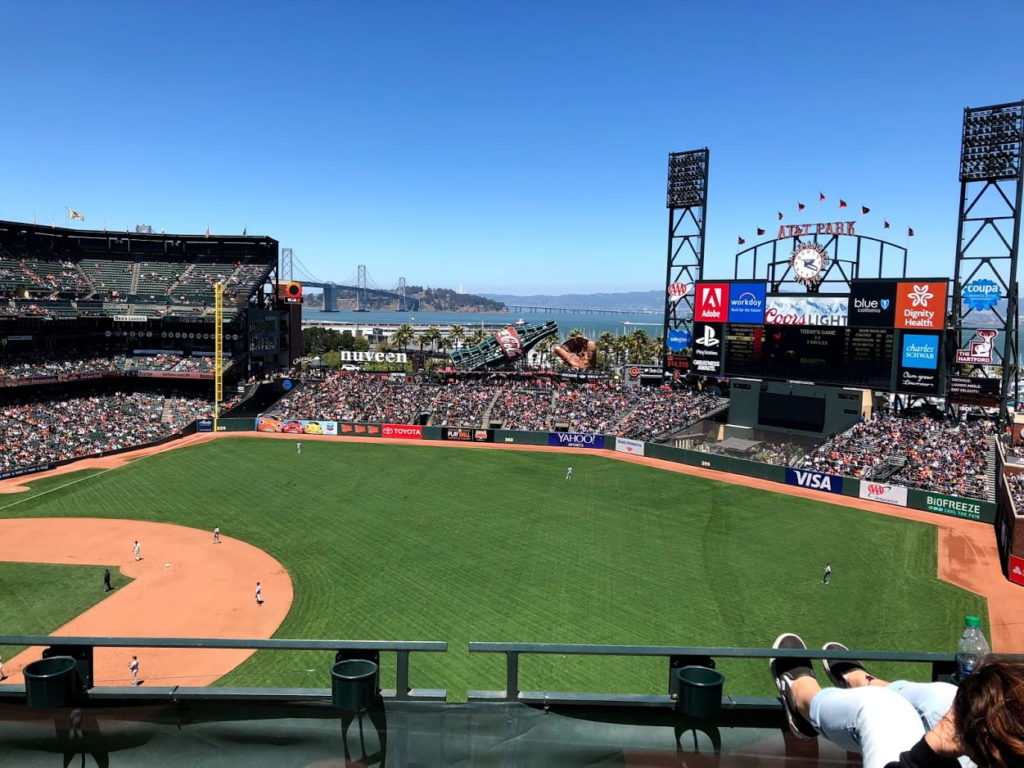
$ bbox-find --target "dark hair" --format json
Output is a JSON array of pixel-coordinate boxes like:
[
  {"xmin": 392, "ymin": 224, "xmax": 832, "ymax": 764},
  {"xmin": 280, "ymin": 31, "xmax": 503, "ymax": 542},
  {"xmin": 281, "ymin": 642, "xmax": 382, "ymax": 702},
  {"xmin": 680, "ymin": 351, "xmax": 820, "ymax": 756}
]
[{"xmin": 954, "ymin": 656, "xmax": 1024, "ymax": 766}]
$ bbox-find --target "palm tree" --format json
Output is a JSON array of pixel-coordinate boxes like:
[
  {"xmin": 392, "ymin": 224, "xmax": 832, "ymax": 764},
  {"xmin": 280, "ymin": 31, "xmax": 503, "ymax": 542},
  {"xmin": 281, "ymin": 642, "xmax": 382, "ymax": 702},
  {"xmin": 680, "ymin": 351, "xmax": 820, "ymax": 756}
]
[
  {"xmin": 416, "ymin": 330, "xmax": 432, "ymax": 354},
  {"xmin": 438, "ymin": 336, "xmax": 454, "ymax": 357},
  {"xmin": 450, "ymin": 324, "xmax": 465, "ymax": 350},
  {"xmin": 468, "ymin": 328, "xmax": 488, "ymax": 347},
  {"xmin": 391, "ymin": 324, "xmax": 414, "ymax": 351},
  {"xmin": 423, "ymin": 325, "xmax": 443, "ymax": 351},
  {"xmin": 568, "ymin": 327, "xmax": 584, "ymax": 338},
  {"xmin": 535, "ymin": 334, "xmax": 558, "ymax": 367},
  {"xmin": 597, "ymin": 331, "xmax": 616, "ymax": 368}
]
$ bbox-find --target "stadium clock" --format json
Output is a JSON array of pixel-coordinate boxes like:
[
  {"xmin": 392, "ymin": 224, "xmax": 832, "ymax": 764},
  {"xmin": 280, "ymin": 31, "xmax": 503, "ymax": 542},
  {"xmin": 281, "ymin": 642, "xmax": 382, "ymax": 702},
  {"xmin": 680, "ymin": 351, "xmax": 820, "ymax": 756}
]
[{"xmin": 789, "ymin": 242, "xmax": 829, "ymax": 288}]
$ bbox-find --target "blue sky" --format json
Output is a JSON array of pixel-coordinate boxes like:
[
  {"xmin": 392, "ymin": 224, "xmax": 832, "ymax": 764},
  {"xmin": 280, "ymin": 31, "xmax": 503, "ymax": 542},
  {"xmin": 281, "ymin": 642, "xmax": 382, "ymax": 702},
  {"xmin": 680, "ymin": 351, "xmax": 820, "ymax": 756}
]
[{"xmin": 2, "ymin": 1, "xmax": 1021, "ymax": 294}]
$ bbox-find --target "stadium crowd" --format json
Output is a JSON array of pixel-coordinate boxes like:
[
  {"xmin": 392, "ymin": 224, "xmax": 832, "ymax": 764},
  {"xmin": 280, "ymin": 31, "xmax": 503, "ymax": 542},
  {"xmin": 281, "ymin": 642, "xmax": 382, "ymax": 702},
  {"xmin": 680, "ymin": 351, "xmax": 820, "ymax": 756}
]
[
  {"xmin": 798, "ymin": 413, "xmax": 995, "ymax": 499},
  {"xmin": 0, "ymin": 352, "xmax": 221, "ymax": 382},
  {"xmin": 0, "ymin": 390, "xmax": 212, "ymax": 475},
  {"xmin": 266, "ymin": 372, "xmax": 729, "ymax": 440}
]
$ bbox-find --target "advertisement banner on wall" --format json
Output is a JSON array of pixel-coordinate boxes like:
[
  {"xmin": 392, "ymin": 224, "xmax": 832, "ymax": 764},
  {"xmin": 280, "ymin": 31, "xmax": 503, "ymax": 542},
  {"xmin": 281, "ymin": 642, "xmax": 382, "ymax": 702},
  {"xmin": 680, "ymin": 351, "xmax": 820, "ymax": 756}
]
[
  {"xmin": 547, "ymin": 432, "xmax": 606, "ymax": 449},
  {"xmin": 1009, "ymin": 555, "xmax": 1024, "ymax": 586},
  {"xmin": 196, "ymin": 418, "xmax": 213, "ymax": 433},
  {"xmin": 914, "ymin": 490, "xmax": 989, "ymax": 522},
  {"xmin": 694, "ymin": 283, "xmax": 729, "ymax": 322},
  {"xmin": 256, "ymin": 417, "xmax": 339, "ymax": 436},
  {"xmin": 764, "ymin": 296, "xmax": 848, "ymax": 326},
  {"xmin": 895, "ymin": 281, "xmax": 948, "ymax": 330},
  {"xmin": 339, "ymin": 423, "xmax": 382, "ymax": 437},
  {"xmin": 785, "ymin": 468, "xmax": 844, "ymax": 494},
  {"xmin": 382, "ymin": 424, "xmax": 424, "ymax": 440},
  {"xmin": 849, "ymin": 281, "xmax": 897, "ymax": 327},
  {"xmin": 691, "ymin": 322, "xmax": 723, "ymax": 374},
  {"xmin": 859, "ymin": 480, "xmax": 908, "ymax": 507},
  {"xmin": 615, "ymin": 437, "xmax": 646, "ymax": 456},
  {"xmin": 896, "ymin": 332, "xmax": 941, "ymax": 394},
  {"xmin": 727, "ymin": 282, "xmax": 767, "ymax": 324},
  {"xmin": 441, "ymin": 427, "xmax": 494, "ymax": 443}
]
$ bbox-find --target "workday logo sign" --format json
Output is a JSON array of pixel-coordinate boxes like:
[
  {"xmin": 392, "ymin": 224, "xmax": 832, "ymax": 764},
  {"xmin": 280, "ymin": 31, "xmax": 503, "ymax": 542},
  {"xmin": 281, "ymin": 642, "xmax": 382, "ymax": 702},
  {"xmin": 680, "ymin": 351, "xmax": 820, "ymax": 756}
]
[{"xmin": 728, "ymin": 282, "xmax": 766, "ymax": 323}]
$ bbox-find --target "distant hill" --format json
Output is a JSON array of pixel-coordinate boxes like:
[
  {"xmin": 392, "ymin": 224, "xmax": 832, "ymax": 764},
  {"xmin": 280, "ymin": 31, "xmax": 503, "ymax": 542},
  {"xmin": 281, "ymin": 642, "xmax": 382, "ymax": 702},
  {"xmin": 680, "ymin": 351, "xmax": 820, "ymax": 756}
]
[{"xmin": 483, "ymin": 290, "xmax": 663, "ymax": 311}]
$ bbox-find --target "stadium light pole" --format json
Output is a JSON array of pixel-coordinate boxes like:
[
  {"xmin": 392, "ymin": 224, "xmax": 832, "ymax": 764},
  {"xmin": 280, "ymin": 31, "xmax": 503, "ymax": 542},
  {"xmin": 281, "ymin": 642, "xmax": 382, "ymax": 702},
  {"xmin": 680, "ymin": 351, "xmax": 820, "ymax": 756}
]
[
  {"xmin": 662, "ymin": 149, "xmax": 709, "ymax": 374},
  {"xmin": 950, "ymin": 101, "xmax": 1024, "ymax": 424}
]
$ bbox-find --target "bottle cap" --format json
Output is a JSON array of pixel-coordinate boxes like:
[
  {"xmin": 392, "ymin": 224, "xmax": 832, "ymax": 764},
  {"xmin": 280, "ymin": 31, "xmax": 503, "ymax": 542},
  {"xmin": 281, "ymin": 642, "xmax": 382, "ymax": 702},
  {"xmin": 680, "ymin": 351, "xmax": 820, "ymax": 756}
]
[{"xmin": 965, "ymin": 616, "xmax": 981, "ymax": 627}]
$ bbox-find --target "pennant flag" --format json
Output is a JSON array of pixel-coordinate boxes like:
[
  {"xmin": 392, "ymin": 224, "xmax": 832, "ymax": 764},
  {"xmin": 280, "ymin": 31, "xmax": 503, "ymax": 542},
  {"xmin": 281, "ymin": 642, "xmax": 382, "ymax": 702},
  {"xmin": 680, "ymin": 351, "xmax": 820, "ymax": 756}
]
[
  {"xmin": 737, "ymin": 236, "xmax": 746, "ymax": 245},
  {"xmin": 777, "ymin": 211, "xmax": 784, "ymax": 220},
  {"xmin": 861, "ymin": 206, "xmax": 870, "ymax": 215},
  {"xmin": 797, "ymin": 202, "xmax": 805, "ymax": 211},
  {"xmin": 205, "ymin": 227, "xmax": 211, "ymax": 239},
  {"xmin": 66, "ymin": 207, "xmax": 85, "ymax": 221},
  {"xmin": 756, "ymin": 227, "xmax": 766, "ymax": 236},
  {"xmin": 884, "ymin": 220, "xmax": 890, "ymax": 229},
  {"xmin": 819, "ymin": 192, "xmax": 826, "ymax": 201},
  {"xmin": 242, "ymin": 227, "xmax": 247, "ymax": 236},
  {"xmin": 908, "ymin": 227, "xmax": 915, "ymax": 237},
  {"xmin": 839, "ymin": 199, "xmax": 848, "ymax": 209}
]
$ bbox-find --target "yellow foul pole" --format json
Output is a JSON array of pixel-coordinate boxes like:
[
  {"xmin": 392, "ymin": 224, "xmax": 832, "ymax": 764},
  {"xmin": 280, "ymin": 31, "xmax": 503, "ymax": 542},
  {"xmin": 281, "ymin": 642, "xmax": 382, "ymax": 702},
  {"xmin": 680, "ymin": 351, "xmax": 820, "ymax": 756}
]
[{"xmin": 214, "ymin": 282, "xmax": 223, "ymax": 432}]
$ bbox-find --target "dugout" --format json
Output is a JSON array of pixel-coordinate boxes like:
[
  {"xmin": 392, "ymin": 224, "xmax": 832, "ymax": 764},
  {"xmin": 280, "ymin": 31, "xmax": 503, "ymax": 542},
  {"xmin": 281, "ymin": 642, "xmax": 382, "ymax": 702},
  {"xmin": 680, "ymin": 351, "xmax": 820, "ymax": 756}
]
[{"xmin": 724, "ymin": 379, "xmax": 865, "ymax": 440}]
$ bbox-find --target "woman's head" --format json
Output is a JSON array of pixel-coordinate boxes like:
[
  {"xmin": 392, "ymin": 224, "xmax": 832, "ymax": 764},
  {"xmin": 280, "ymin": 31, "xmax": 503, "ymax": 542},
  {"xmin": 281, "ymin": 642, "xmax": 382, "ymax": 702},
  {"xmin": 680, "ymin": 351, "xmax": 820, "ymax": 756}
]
[{"xmin": 954, "ymin": 656, "xmax": 1024, "ymax": 766}]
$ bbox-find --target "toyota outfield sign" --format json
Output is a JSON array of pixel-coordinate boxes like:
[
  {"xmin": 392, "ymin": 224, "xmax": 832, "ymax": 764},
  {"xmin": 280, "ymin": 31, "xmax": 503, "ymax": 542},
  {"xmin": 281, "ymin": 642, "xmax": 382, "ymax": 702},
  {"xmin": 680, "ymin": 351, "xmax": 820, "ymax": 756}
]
[
  {"xmin": 859, "ymin": 480, "xmax": 908, "ymax": 507},
  {"xmin": 548, "ymin": 432, "xmax": 606, "ymax": 449},
  {"xmin": 382, "ymin": 424, "xmax": 423, "ymax": 439}
]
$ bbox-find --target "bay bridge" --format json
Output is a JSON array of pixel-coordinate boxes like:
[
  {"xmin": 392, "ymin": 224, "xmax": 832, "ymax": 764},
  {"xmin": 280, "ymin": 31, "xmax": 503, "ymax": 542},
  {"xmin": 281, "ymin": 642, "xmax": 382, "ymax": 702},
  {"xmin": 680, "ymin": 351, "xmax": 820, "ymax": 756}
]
[
  {"xmin": 282, "ymin": 248, "xmax": 419, "ymax": 312},
  {"xmin": 281, "ymin": 248, "xmax": 662, "ymax": 317}
]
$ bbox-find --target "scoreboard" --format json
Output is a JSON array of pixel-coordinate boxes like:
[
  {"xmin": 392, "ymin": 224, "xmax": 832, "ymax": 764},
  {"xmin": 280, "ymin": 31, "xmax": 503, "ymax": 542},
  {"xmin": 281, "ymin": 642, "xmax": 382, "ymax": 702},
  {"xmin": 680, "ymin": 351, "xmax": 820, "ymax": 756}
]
[{"xmin": 680, "ymin": 279, "xmax": 949, "ymax": 393}]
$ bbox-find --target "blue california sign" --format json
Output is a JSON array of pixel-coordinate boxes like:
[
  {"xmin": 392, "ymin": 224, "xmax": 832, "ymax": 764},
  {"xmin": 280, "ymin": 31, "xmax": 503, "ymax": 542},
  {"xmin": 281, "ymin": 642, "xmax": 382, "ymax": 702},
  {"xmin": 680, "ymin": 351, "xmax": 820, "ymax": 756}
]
[{"xmin": 962, "ymin": 279, "xmax": 1001, "ymax": 311}]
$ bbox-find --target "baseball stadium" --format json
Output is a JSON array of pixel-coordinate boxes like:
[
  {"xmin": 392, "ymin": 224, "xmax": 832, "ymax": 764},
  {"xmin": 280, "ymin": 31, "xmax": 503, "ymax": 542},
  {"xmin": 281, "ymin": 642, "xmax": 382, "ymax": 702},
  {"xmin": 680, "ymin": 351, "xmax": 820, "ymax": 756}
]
[{"xmin": 1, "ymin": 102, "xmax": 1024, "ymax": 766}]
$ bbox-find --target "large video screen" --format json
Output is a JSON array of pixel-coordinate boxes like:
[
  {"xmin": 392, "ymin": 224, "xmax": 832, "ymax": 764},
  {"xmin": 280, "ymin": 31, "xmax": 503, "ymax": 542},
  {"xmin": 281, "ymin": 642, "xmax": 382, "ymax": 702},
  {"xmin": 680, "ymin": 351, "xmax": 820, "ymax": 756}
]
[{"xmin": 694, "ymin": 279, "xmax": 947, "ymax": 392}]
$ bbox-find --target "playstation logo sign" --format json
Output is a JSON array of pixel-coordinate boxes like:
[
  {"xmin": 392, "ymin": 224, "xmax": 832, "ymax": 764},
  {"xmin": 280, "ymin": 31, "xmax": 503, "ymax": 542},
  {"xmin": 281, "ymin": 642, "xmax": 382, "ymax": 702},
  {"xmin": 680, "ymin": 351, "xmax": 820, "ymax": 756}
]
[
  {"xmin": 691, "ymin": 322, "xmax": 722, "ymax": 373},
  {"xmin": 696, "ymin": 325, "xmax": 719, "ymax": 347}
]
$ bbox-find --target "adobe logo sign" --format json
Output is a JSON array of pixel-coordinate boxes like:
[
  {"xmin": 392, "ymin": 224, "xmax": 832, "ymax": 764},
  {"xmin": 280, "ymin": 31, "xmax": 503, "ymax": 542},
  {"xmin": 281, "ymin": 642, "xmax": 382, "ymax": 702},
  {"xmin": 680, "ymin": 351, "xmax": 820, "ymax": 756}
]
[{"xmin": 695, "ymin": 283, "xmax": 728, "ymax": 322}]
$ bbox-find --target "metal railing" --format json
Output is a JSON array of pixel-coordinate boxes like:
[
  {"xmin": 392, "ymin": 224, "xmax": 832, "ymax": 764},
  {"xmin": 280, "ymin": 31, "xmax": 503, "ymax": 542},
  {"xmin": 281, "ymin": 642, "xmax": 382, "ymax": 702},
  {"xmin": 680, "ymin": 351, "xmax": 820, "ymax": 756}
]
[
  {"xmin": 468, "ymin": 641, "xmax": 957, "ymax": 705},
  {"xmin": 0, "ymin": 635, "xmax": 448, "ymax": 701}
]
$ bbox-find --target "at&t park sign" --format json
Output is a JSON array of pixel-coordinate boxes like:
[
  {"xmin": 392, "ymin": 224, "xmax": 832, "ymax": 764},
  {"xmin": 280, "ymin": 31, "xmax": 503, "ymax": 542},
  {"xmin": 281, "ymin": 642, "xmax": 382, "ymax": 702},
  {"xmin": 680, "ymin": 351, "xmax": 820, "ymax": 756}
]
[
  {"xmin": 339, "ymin": 351, "xmax": 408, "ymax": 363},
  {"xmin": 774, "ymin": 221, "xmax": 857, "ymax": 239}
]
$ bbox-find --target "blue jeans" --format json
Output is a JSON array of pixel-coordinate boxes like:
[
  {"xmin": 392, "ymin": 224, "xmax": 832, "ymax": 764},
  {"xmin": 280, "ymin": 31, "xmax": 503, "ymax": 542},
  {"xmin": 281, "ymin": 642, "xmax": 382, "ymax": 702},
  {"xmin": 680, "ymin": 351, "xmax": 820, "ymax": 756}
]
[{"xmin": 809, "ymin": 681, "xmax": 972, "ymax": 768}]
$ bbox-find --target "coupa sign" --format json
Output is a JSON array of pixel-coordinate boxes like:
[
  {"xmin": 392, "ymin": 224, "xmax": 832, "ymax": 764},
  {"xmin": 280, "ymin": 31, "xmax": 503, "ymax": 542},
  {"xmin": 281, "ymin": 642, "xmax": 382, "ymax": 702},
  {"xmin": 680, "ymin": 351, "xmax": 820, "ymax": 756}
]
[
  {"xmin": 548, "ymin": 432, "xmax": 606, "ymax": 449},
  {"xmin": 785, "ymin": 468, "xmax": 844, "ymax": 494}
]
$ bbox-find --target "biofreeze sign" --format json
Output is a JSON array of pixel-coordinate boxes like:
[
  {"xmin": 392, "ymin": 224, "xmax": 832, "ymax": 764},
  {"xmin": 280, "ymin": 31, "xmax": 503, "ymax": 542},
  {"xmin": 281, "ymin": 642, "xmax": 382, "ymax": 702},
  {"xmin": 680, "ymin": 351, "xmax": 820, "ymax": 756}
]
[{"xmin": 785, "ymin": 468, "xmax": 844, "ymax": 494}]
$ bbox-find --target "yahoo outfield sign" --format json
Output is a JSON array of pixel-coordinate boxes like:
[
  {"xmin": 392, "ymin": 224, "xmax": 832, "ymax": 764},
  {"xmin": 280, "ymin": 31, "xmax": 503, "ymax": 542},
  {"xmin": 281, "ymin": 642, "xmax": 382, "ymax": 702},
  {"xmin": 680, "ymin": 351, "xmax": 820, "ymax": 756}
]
[
  {"xmin": 859, "ymin": 480, "xmax": 908, "ymax": 507},
  {"xmin": 548, "ymin": 432, "xmax": 606, "ymax": 449},
  {"xmin": 615, "ymin": 437, "xmax": 645, "ymax": 456},
  {"xmin": 785, "ymin": 468, "xmax": 844, "ymax": 494}
]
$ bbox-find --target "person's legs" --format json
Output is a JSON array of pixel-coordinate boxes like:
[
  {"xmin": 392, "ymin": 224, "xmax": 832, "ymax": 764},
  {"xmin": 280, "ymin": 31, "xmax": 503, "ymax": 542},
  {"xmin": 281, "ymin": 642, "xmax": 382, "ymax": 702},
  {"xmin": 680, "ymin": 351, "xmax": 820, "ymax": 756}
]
[{"xmin": 800, "ymin": 684, "xmax": 926, "ymax": 768}]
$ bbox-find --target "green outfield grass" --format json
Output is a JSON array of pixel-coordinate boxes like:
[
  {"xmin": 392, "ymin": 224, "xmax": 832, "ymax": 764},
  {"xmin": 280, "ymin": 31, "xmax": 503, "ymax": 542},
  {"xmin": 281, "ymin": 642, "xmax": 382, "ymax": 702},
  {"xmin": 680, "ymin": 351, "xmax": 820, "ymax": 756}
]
[
  {"xmin": 0, "ymin": 562, "xmax": 129, "ymax": 663},
  {"xmin": 0, "ymin": 438, "xmax": 986, "ymax": 698}
]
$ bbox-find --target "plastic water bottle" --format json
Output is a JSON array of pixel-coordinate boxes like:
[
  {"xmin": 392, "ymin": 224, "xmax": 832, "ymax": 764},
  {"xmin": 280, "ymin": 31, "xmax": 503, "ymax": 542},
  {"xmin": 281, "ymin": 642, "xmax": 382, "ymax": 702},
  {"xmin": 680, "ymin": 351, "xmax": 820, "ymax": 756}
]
[{"xmin": 956, "ymin": 616, "xmax": 990, "ymax": 680}]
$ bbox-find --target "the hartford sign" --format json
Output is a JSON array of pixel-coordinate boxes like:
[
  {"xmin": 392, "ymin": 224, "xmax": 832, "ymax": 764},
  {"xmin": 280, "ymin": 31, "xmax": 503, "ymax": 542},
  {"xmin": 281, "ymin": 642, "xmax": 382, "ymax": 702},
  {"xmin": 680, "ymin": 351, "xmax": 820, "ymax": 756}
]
[
  {"xmin": 785, "ymin": 467, "xmax": 844, "ymax": 494},
  {"xmin": 340, "ymin": 351, "xmax": 408, "ymax": 363}
]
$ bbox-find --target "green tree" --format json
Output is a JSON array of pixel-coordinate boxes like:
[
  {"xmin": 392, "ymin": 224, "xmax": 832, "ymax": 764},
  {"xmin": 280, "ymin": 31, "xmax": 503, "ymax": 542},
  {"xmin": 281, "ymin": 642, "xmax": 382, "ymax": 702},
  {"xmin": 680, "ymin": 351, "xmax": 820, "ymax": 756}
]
[
  {"xmin": 423, "ymin": 326, "xmax": 443, "ymax": 351},
  {"xmin": 468, "ymin": 328, "xmax": 488, "ymax": 347},
  {"xmin": 391, "ymin": 324, "xmax": 415, "ymax": 351},
  {"xmin": 597, "ymin": 332, "xmax": 616, "ymax": 369},
  {"xmin": 449, "ymin": 324, "xmax": 465, "ymax": 350},
  {"xmin": 438, "ymin": 336, "xmax": 454, "ymax": 356}
]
